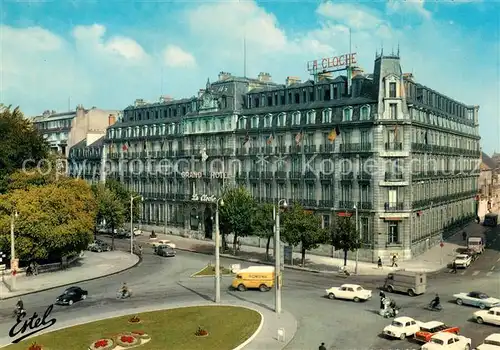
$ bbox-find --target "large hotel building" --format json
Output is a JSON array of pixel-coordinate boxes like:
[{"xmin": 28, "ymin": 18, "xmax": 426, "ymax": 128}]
[{"xmin": 68, "ymin": 53, "xmax": 481, "ymax": 262}]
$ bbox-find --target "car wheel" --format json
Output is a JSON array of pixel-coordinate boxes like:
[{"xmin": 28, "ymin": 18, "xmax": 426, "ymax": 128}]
[
  {"xmin": 456, "ymin": 298, "xmax": 463, "ymax": 305},
  {"xmin": 465, "ymin": 344, "xmax": 470, "ymax": 350},
  {"xmin": 81, "ymin": 294, "xmax": 87, "ymax": 300},
  {"xmin": 259, "ymin": 284, "xmax": 268, "ymax": 292},
  {"xmin": 479, "ymin": 303, "xmax": 486, "ymax": 310},
  {"xmin": 399, "ymin": 333, "xmax": 406, "ymax": 340},
  {"xmin": 353, "ymin": 297, "xmax": 360, "ymax": 302},
  {"xmin": 68, "ymin": 300, "xmax": 73, "ymax": 306},
  {"xmin": 386, "ymin": 286, "xmax": 394, "ymax": 293},
  {"xmin": 408, "ymin": 289, "xmax": 415, "ymax": 297},
  {"xmin": 476, "ymin": 317, "xmax": 484, "ymax": 324},
  {"xmin": 328, "ymin": 293, "xmax": 335, "ymax": 300},
  {"xmin": 237, "ymin": 284, "xmax": 246, "ymax": 292}
]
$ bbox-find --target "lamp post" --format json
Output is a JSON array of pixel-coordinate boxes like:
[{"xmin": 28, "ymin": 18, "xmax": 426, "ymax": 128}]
[
  {"xmin": 275, "ymin": 198, "xmax": 287, "ymax": 314},
  {"xmin": 130, "ymin": 195, "xmax": 143, "ymax": 255},
  {"xmin": 353, "ymin": 204, "xmax": 360, "ymax": 275},
  {"xmin": 10, "ymin": 211, "xmax": 18, "ymax": 290},
  {"xmin": 214, "ymin": 198, "xmax": 224, "ymax": 303}
]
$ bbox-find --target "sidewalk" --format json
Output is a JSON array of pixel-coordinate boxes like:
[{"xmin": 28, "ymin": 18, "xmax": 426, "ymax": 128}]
[
  {"xmin": 0, "ymin": 251, "xmax": 139, "ymax": 299},
  {"xmin": 136, "ymin": 222, "xmax": 487, "ymax": 276}
]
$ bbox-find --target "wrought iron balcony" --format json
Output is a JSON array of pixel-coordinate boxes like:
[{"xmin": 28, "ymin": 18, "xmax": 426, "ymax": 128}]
[
  {"xmin": 339, "ymin": 201, "xmax": 355, "ymax": 209},
  {"xmin": 275, "ymin": 171, "xmax": 287, "ymax": 179},
  {"xmin": 305, "ymin": 171, "xmax": 317, "ymax": 179},
  {"xmin": 304, "ymin": 145, "xmax": 317, "ymax": 153},
  {"xmin": 357, "ymin": 172, "xmax": 372, "ymax": 181},
  {"xmin": 249, "ymin": 147, "xmax": 260, "ymax": 155},
  {"xmin": 289, "ymin": 145, "xmax": 302, "ymax": 153},
  {"xmin": 358, "ymin": 202, "xmax": 373, "ymax": 210},
  {"xmin": 339, "ymin": 143, "xmax": 373, "ymax": 153},
  {"xmin": 263, "ymin": 146, "xmax": 273, "ymax": 154},
  {"xmin": 249, "ymin": 171, "xmax": 260, "ymax": 179},
  {"xmin": 289, "ymin": 171, "xmax": 302, "ymax": 180},
  {"xmin": 341, "ymin": 172, "xmax": 354, "ymax": 181},
  {"xmin": 275, "ymin": 146, "xmax": 287, "ymax": 154},
  {"xmin": 384, "ymin": 202, "xmax": 405, "ymax": 211},
  {"xmin": 320, "ymin": 172, "xmax": 333, "ymax": 180},
  {"xmin": 303, "ymin": 199, "xmax": 318, "ymax": 207},
  {"xmin": 385, "ymin": 142, "xmax": 403, "ymax": 151},
  {"xmin": 319, "ymin": 144, "xmax": 335, "ymax": 153},
  {"xmin": 318, "ymin": 200, "xmax": 335, "ymax": 208},
  {"xmin": 261, "ymin": 171, "xmax": 273, "ymax": 180},
  {"xmin": 235, "ymin": 172, "xmax": 247, "ymax": 180},
  {"xmin": 385, "ymin": 172, "xmax": 404, "ymax": 181}
]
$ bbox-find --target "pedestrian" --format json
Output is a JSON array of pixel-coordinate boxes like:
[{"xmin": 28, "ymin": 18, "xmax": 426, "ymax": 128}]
[
  {"xmin": 462, "ymin": 231, "xmax": 467, "ymax": 241},
  {"xmin": 377, "ymin": 257, "xmax": 382, "ymax": 268},
  {"xmin": 319, "ymin": 342, "xmax": 327, "ymax": 350},
  {"xmin": 391, "ymin": 254, "xmax": 398, "ymax": 268},
  {"xmin": 451, "ymin": 261, "xmax": 457, "ymax": 273}
]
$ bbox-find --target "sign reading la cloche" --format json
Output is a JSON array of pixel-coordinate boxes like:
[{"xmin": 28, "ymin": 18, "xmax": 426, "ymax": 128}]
[
  {"xmin": 307, "ymin": 52, "xmax": 357, "ymax": 73},
  {"xmin": 191, "ymin": 194, "xmax": 217, "ymax": 203}
]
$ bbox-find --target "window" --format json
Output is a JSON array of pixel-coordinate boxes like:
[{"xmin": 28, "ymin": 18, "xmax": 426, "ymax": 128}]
[
  {"xmin": 360, "ymin": 105, "xmax": 370, "ymax": 120},
  {"xmin": 277, "ymin": 113, "xmax": 286, "ymax": 127},
  {"xmin": 389, "ymin": 103, "xmax": 398, "ymax": 119},
  {"xmin": 387, "ymin": 221, "xmax": 399, "ymax": 244},
  {"xmin": 306, "ymin": 184, "xmax": 314, "ymax": 199},
  {"xmin": 388, "ymin": 188, "xmax": 398, "ymax": 207},
  {"xmin": 292, "ymin": 112, "xmax": 301, "ymax": 125},
  {"xmin": 294, "ymin": 93, "xmax": 300, "ymax": 104},
  {"xmin": 322, "ymin": 215, "xmax": 330, "ymax": 228},
  {"xmin": 306, "ymin": 110, "xmax": 316, "ymax": 124},
  {"xmin": 291, "ymin": 183, "xmax": 299, "ymax": 199},
  {"xmin": 361, "ymin": 217, "xmax": 370, "ymax": 243},
  {"xmin": 309, "ymin": 89, "xmax": 314, "ymax": 102},
  {"xmin": 264, "ymin": 114, "xmax": 272, "ymax": 128},
  {"xmin": 360, "ymin": 130, "xmax": 370, "ymax": 146},
  {"xmin": 322, "ymin": 108, "xmax": 332, "ymax": 123},
  {"xmin": 389, "ymin": 82, "xmax": 397, "ymax": 98},
  {"xmin": 251, "ymin": 116, "xmax": 259, "ymax": 128},
  {"xmin": 341, "ymin": 184, "xmax": 352, "ymax": 202},
  {"xmin": 343, "ymin": 107, "xmax": 352, "ymax": 121},
  {"xmin": 277, "ymin": 183, "xmax": 285, "ymax": 198},
  {"xmin": 267, "ymin": 95, "xmax": 273, "ymax": 106},
  {"xmin": 321, "ymin": 184, "xmax": 332, "ymax": 200},
  {"xmin": 324, "ymin": 87, "xmax": 331, "ymax": 101}
]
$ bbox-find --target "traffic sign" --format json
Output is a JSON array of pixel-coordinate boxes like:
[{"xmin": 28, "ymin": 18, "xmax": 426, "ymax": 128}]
[{"xmin": 440, "ymin": 242, "xmax": 444, "ymax": 248}]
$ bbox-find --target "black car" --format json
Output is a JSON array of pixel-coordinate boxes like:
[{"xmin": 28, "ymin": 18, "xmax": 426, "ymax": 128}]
[
  {"xmin": 55, "ymin": 286, "xmax": 88, "ymax": 305},
  {"xmin": 156, "ymin": 245, "xmax": 176, "ymax": 257}
]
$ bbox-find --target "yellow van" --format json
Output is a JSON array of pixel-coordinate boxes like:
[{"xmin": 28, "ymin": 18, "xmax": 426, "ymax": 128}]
[{"xmin": 231, "ymin": 266, "xmax": 275, "ymax": 292}]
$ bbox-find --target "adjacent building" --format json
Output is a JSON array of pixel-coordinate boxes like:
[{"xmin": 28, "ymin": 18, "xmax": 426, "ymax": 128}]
[
  {"xmin": 69, "ymin": 52, "xmax": 482, "ymax": 262},
  {"xmin": 478, "ymin": 152, "xmax": 500, "ymax": 218}
]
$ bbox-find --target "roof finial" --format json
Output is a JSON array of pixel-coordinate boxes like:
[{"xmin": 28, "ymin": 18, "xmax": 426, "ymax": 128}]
[
  {"xmin": 397, "ymin": 42, "xmax": 400, "ymax": 56},
  {"xmin": 206, "ymin": 78, "xmax": 210, "ymax": 91}
]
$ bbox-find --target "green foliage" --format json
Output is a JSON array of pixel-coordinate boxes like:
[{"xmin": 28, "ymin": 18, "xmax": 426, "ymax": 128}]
[
  {"xmin": 330, "ymin": 216, "xmax": 360, "ymax": 266},
  {"xmin": 92, "ymin": 184, "xmax": 125, "ymax": 230},
  {"xmin": 281, "ymin": 202, "xmax": 325, "ymax": 265},
  {"xmin": 0, "ymin": 106, "xmax": 49, "ymax": 192},
  {"xmin": 219, "ymin": 186, "xmax": 256, "ymax": 250},
  {"xmin": 105, "ymin": 179, "xmax": 140, "ymax": 222},
  {"xmin": 0, "ymin": 178, "xmax": 96, "ymax": 262},
  {"xmin": 252, "ymin": 203, "xmax": 274, "ymax": 258}
]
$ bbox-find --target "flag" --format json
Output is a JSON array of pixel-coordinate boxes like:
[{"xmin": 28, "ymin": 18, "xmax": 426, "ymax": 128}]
[
  {"xmin": 200, "ymin": 148, "xmax": 208, "ymax": 162},
  {"xmin": 328, "ymin": 125, "xmax": 340, "ymax": 143},
  {"xmin": 266, "ymin": 133, "xmax": 274, "ymax": 145},
  {"xmin": 394, "ymin": 124, "xmax": 398, "ymax": 141},
  {"xmin": 295, "ymin": 130, "xmax": 303, "ymax": 146},
  {"xmin": 122, "ymin": 142, "xmax": 129, "ymax": 151},
  {"xmin": 242, "ymin": 132, "xmax": 250, "ymax": 145}
]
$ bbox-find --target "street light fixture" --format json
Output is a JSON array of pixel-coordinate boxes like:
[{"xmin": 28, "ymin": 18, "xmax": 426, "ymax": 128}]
[
  {"xmin": 10, "ymin": 211, "xmax": 18, "ymax": 290},
  {"xmin": 353, "ymin": 204, "xmax": 360, "ymax": 275},
  {"xmin": 130, "ymin": 195, "xmax": 143, "ymax": 255},
  {"xmin": 274, "ymin": 198, "xmax": 287, "ymax": 314},
  {"xmin": 214, "ymin": 198, "xmax": 224, "ymax": 303}
]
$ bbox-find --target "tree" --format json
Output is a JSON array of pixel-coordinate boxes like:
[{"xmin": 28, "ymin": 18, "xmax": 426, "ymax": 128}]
[
  {"xmin": 0, "ymin": 178, "xmax": 96, "ymax": 263},
  {"xmin": 330, "ymin": 216, "xmax": 361, "ymax": 266},
  {"xmin": 92, "ymin": 184, "xmax": 125, "ymax": 250},
  {"xmin": 105, "ymin": 179, "xmax": 140, "ymax": 223},
  {"xmin": 219, "ymin": 186, "xmax": 256, "ymax": 254},
  {"xmin": 253, "ymin": 203, "xmax": 274, "ymax": 260},
  {"xmin": 281, "ymin": 202, "xmax": 325, "ymax": 266},
  {"xmin": 0, "ymin": 106, "xmax": 49, "ymax": 193}
]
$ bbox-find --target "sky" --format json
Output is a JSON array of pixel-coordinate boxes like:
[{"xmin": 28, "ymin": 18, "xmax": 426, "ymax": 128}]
[{"xmin": 0, "ymin": 0, "xmax": 499, "ymax": 154}]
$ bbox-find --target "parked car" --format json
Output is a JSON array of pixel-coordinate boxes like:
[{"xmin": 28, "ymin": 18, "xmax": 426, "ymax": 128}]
[
  {"xmin": 421, "ymin": 332, "xmax": 471, "ymax": 350},
  {"xmin": 155, "ymin": 245, "xmax": 176, "ymax": 257},
  {"xmin": 453, "ymin": 254, "xmax": 472, "ymax": 268},
  {"xmin": 55, "ymin": 286, "xmax": 88, "ymax": 306},
  {"xmin": 414, "ymin": 321, "xmax": 459, "ymax": 343},
  {"xmin": 152, "ymin": 240, "xmax": 176, "ymax": 249},
  {"xmin": 117, "ymin": 228, "xmax": 142, "ymax": 238},
  {"xmin": 325, "ymin": 284, "xmax": 372, "ymax": 302},
  {"xmin": 383, "ymin": 316, "xmax": 422, "ymax": 340},
  {"xmin": 453, "ymin": 291, "xmax": 500, "ymax": 309},
  {"xmin": 474, "ymin": 306, "xmax": 500, "ymax": 325},
  {"xmin": 475, "ymin": 334, "xmax": 500, "ymax": 350},
  {"xmin": 88, "ymin": 241, "xmax": 111, "ymax": 252}
]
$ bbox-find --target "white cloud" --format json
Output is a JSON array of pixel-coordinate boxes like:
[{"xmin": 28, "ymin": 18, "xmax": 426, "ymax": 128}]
[
  {"xmin": 163, "ymin": 45, "xmax": 196, "ymax": 68},
  {"xmin": 386, "ymin": 0, "xmax": 431, "ymax": 19},
  {"xmin": 316, "ymin": 2, "xmax": 384, "ymax": 30}
]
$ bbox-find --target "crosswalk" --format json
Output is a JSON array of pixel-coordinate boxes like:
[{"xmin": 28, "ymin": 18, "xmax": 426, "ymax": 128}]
[{"xmin": 447, "ymin": 269, "xmax": 500, "ymax": 277}]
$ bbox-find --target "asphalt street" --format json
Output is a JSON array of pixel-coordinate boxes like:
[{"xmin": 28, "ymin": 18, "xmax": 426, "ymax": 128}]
[{"xmin": 0, "ymin": 231, "xmax": 499, "ymax": 350}]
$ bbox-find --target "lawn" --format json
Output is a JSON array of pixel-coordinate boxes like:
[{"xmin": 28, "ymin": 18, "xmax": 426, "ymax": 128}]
[
  {"xmin": 191, "ymin": 265, "xmax": 233, "ymax": 277},
  {"xmin": 4, "ymin": 306, "xmax": 261, "ymax": 350}
]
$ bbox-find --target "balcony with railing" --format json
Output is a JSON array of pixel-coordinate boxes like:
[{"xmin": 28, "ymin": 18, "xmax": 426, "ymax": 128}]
[
  {"xmin": 318, "ymin": 199, "xmax": 335, "ymax": 207},
  {"xmin": 275, "ymin": 146, "xmax": 287, "ymax": 154},
  {"xmin": 341, "ymin": 172, "xmax": 354, "ymax": 181},
  {"xmin": 249, "ymin": 171, "xmax": 260, "ymax": 179},
  {"xmin": 339, "ymin": 200, "xmax": 355, "ymax": 209},
  {"xmin": 384, "ymin": 172, "xmax": 404, "ymax": 181},
  {"xmin": 304, "ymin": 145, "xmax": 317, "ymax": 153},
  {"xmin": 384, "ymin": 202, "xmax": 405, "ymax": 211},
  {"xmin": 358, "ymin": 202, "xmax": 373, "ymax": 210},
  {"xmin": 319, "ymin": 144, "xmax": 335, "ymax": 153},
  {"xmin": 275, "ymin": 171, "xmax": 287, "ymax": 180},
  {"xmin": 289, "ymin": 171, "xmax": 302, "ymax": 180},
  {"xmin": 303, "ymin": 199, "xmax": 318, "ymax": 207},
  {"xmin": 339, "ymin": 143, "xmax": 373, "ymax": 153},
  {"xmin": 357, "ymin": 172, "xmax": 372, "ymax": 181},
  {"xmin": 385, "ymin": 142, "xmax": 403, "ymax": 151}
]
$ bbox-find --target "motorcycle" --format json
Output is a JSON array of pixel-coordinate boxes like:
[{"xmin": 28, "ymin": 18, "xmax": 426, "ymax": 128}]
[
  {"xmin": 427, "ymin": 302, "xmax": 442, "ymax": 311},
  {"xmin": 116, "ymin": 290, "xmax": 132, "ymax": 299},
  {"xmin": 13, "ymin": 307, "xmax": 26, "ymax": 318}
]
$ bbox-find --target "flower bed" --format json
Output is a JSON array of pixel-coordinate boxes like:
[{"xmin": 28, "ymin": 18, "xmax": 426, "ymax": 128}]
[
  {"xmin": 128, "ymin": 316, "xmax": 141, "ymax": 324},
  {"xmin": 88, "ymin": 338, "xmax": 114, "ymax": 350},
  {"xmin": 28, "ymin": 344, "xmax": 42, "ymax": 350},
  {"xmin": 195, "ymin": 327, "xmax": 209, "ymax": 337},
  {"xmin": 115, "ymin": 333, "xmax": 140, "ymax": 348}
]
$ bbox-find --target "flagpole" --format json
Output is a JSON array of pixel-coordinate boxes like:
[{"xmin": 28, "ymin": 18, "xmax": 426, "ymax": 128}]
[{"xmin": 348, "ymin": 27, "xmax": 352, "ymax": 95}]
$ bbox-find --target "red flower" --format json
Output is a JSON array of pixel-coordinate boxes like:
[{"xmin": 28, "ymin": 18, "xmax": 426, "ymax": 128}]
[
  {"xmin": 132, "ymin": 330, "xmax": 144, "ymax": 335},
  {"xmin": 28, "ymin": 344, "xmax": 42, "ymax": 350},
  {"xmin": 94, "ymin": 339, "xmax": 108, "ymax": 348},
  {"xmin": 120, "ymin": 335, "xmax": 135, "ymax": 344}
]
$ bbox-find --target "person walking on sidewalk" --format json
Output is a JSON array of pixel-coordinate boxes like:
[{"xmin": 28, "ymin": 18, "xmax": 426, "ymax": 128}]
[
  {"xmin": 391, "ymin": 254, "xmax": 398, "ymax": 267},
  {"xmin": 377, "ymin": 257, "xmax": 383, "ymax": 268},
  {"xmin": 319, "ymin": 342, "xmax": 327, "ymax": 350},
  {"xmin": 451, "ymin": 261, "xmax": 457, "ymax": 273},
  {"xmin": 462, "ymin": 231, "xmax": 467, "ymax": 241}
]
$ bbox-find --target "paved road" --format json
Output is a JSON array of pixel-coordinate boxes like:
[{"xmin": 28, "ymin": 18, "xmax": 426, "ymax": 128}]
[{"xmin": 0, "ymin": 234, "xmax": 499, "ymax": 350}]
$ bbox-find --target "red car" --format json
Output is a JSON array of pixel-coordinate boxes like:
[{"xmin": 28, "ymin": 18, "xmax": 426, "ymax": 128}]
[{"xmin": 414, "ymin": 321, "xmax": 459, "ymax": 343}]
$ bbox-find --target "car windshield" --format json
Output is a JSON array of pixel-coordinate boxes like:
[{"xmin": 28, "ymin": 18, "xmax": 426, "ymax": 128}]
[
  {"xmin": 391, "ymin": 321, "xmax": 403, "ymax": 327},
  {"xmin": 484, "ymin": 340, "xmax": 500, "ymax": 346},
  {"xmin": 430, "ymin": 339, "xmax": 444, "ymax": 345},
  {"xmin": 456, "ymin": 255, "xmax": 468, "ymax": 259}
]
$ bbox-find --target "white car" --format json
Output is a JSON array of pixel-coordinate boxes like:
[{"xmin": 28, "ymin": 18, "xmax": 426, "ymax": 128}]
[
  {"xmin": 475, "ymin": 334, "xmax": 500, "ymax": 350},
  {"xmin": 454, "ymin": 291, "xmax": 500, "ymax": 309},
  {"xmin": 475, "ymin": 307, "xmax": 500, "ymax": 325},
  {"xmin": 325, "ymin": 284, "xmax": 372, "ymax": 302},
  {"xmin": 454, "ymin": 254, "xmax": 472, "ymax": 268},
  {"xmin": 421, "ymin": 332, "xmax": 471, "ymax": 350},
  {"xmin": 383, "ymin": 316, "xmax": 421, "ymax": 340},
  {"xmin": 151, "ymin": 239, "xmax": 176, "ymax": 249}
]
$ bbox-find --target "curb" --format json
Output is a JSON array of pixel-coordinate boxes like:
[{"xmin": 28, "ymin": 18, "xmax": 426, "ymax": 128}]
[
  {"xmin": 0, "ymin": 252, "xmax": 142, "ymax": 300},
  {"xmin": 232, "ymin": 307, "xmax": 264, "ymax": 350}
]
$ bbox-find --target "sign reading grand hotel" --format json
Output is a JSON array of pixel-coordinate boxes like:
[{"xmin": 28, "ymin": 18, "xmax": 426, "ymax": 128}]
[{"xmin": 307, "ymin": 53, "xmax": 357, "ymax": 73}]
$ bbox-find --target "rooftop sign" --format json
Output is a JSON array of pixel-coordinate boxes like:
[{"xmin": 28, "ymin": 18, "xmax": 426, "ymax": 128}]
[{"xmin": 307, "ymin": 53, "xmax": 357, "ymax": 73}]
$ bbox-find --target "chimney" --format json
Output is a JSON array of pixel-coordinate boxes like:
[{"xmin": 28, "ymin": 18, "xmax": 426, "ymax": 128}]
[
  {"xmin": 218, "ymin": 72, "xmax": 232, "ymax": 81},
  {"xmin": 134, "ymin": 99, "xmax": 145, "ymax": 107},
  {"xmin": 317, "ymin": 72, "xmax": 332, "ymax": 81},
  {"xmin": 160, "ymin": 95, "xmax": 174, "ymax": 103},
  {"xmin": 258, "ymin": 72, "xmax": 272, "ymax": 82},
  {"xmin": 108, "ymin": 114, "xmax": 116, "ymax": 126},
  {"xmin": 403, "ymin": 73, "xmax": 415, "ymax": 82},
  {"xmin": 351, "ymin": 66, "xmax": 364, "ymax": 79},
  {"xmin": 286, "ymin": 76, "xmax": 301, "ymax": 86}
]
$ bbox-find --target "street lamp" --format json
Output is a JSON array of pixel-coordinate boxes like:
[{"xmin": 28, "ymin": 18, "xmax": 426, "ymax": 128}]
[
  {"xmin": 10, "ymin": 211, "xmax": 18, "ymax": 290},
  {"xmin": 214, "ymin": 198, "xmax": 224, "ymax": 303},
  {"xmin": 353, "ymin": 204, "xmax": 360, "ymax": 275},
  {"xmin": 130, "ymin": 195, "xmax": 143, "ymax": 255},
  {"xmin": 274, "ymin": 198, "xmax": 287, "ymax": 314}
]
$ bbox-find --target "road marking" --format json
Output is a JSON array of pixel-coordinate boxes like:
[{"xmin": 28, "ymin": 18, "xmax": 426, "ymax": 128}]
[
  {"xmin": 486, "ymin": 272, "xmax": 494, "ymax": 276},
  {"xmin": 460, "ymin": 271, "xmax": 467, "ymax": 276},
  {"xmin": 472, "ymin": 271, "xmax": 480, "ymax": 276},
  {"xmin": 491, "ymin": 266, "xmax": 496, "ymax": 271},
  {"xmin": 497, "ymin": 257, "xmax": 500, "ymax": 263}
]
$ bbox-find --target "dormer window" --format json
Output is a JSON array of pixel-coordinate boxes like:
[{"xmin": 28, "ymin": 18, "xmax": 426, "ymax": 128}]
[
  {"xmin": 360, "ymin": 105, "xmax": 370, "ymax": 120},
  {"xmin": 277, "ymin": 112, "xmax": 286, "ymax": 127},
  {"xmin": 238, "ymin": 117, "xmax": 247, "ymax": 129},
  {"xmin": 264, "ymin": 114, "xmax": 272, "ymax": 128},
  {"xmin": 343, "ymin": 107, "xmax": 353, "ymax": 121},
  {"xmin": 134, "ymin": 126, "xmax": 140, "ymax": 137},
  {"xmin": 292, "ymin": 112, "xmax": 301, "ymax": 125},
  {"xmin": 251, "ymin": 116, "xmax": 259, "ymax": 128},
  {"xmin": 389, "ymin": 82, "xmax": 397, "ymax": 98},
  {"xmin": 322, "ymin": 108, "xmax": 332, "ymax": 123},
  {"xmin": 306, "ymin": 110, "xmax": 316, "ymax": 124}
]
